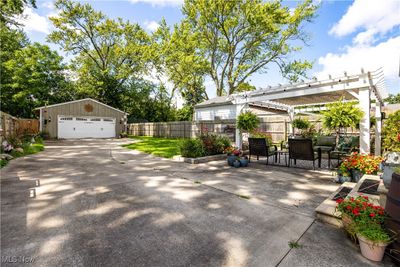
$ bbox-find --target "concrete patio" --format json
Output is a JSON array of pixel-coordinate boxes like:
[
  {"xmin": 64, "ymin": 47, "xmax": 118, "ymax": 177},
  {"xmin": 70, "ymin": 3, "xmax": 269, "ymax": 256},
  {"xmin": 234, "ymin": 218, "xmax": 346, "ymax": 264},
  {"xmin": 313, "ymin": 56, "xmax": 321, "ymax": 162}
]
[{"xmin": 0, "ymin": 139, "xmax": 394, "ymax": 266}]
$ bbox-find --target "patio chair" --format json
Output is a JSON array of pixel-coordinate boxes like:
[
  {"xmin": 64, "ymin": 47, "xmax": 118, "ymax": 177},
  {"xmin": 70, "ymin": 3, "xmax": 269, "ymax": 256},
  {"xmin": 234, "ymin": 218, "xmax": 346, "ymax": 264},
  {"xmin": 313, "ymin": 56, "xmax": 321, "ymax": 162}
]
[
  {"xmin": 288, "ymin": 138, "xmax": 321, "ymax": 170},
  {"xmin": 248, "ymin": 138, "xmax": 277, "ymax": 165},
  {"xmin": 329, "ymin": 135, "xmax": 360, "ymax": 168}
]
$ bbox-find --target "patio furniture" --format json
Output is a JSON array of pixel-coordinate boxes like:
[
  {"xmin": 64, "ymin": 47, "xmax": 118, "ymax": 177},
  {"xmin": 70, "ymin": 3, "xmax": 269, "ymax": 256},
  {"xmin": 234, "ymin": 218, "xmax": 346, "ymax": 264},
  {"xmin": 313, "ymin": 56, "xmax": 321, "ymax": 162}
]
[
  {"xmin": 328, "ymin": 136, "xmax": 360, "ymax": 168},
  {"xmin": 277, "ymin": 150, "xmax": 289, "ymax": 167},
  {"xmin": 314, "ymin": 135, "xmax": 336, "ymax": 153},
  {"xmin": 248, "ymin": 138, "xmax": 277, "ymax": 165},
  {"xmin": 288, "ymin": 138, "xmax": 321, "ymax": 170}
]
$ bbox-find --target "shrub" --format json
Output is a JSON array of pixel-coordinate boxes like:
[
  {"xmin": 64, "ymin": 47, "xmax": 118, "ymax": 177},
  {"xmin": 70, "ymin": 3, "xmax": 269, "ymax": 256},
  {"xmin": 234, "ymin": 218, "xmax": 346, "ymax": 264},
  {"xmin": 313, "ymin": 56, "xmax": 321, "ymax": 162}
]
[
  {"xmin": 382, "ymin": 110, "xmax": 400, "ymax": 152},
  {"xmin": 180, "ymin": 138, "xmax": 205, "ymax": 158},
  {"xmin": 251, "ymin": 131, "xmax": 273, "ymax": 145},
  {"xmin": 237, "ymin": 111, "xmax": 260, "ymax": 133},
  {"xmin": 180, "ymin": 134, "xmax": 232, "ymax": 158},
  {"xmin": 292, "ymin": 117, "xmax": 310, "ymax": 130}
]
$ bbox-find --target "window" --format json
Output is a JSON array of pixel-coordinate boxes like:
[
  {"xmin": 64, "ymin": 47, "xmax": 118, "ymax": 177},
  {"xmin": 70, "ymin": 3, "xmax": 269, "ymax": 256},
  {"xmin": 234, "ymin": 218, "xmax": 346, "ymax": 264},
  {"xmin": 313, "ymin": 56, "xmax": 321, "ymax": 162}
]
[
  {"xmin": 103, "ymin": 118, "xmax": 113, "ymax": 122},
  {"xmin": 90, "ymin": 118, "xmax": 101, "ymax": 121},
  {"xmin": 76, "ymin": 118, "xmax": 87, "ymax": 121},
  {"xmin": 60, "ymin": 117, "xmax": 73, "ymax": 121}
]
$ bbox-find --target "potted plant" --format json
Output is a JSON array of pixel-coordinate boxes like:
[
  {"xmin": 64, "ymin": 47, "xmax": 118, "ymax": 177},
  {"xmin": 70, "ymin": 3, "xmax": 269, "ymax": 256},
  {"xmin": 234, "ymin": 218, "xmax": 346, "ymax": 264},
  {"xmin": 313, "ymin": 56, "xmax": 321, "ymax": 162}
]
[
  {"xmin": 321, "ymin": 99, "xmax": 364, "ymax": 144},
  {"xmin": 225, "ymin": 146, "xmax": 236, "ymax": 166},
  {"xmin": 237, "ymin": 111, "xmax": 260, "ymax": 148},
  {"xmin": 336, "ymin": 195, "xmax": 385, "ymax": 234},
  {"xmin": 356, "ymin": 222, "xmax": 392, "ymax": 262},
  {"xmin": 239, "ymin": 156, "xmax": 249, "ymax": 167},
  {"xmin": 292, "ymin": 117, "xmax": 310, "ymax": 137},
  {"xmin": 233, "ymin": 159, "xmax": 241, "ymax": 168},
  {"xmin": 339, "ymin": 152, "xmax": 383, "ymax": 182}
]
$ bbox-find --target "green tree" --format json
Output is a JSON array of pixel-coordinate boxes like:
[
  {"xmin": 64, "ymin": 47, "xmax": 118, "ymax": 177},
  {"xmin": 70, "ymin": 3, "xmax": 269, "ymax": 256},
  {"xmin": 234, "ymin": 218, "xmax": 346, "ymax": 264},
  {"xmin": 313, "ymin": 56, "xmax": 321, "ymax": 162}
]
[
  {"xmin": 385, "ymin": 93, "xmax": 400, "ymax": 104},
  {"xmin": 1, "ymin": 43, "xmax": 73, "ymax": 118},
  {"xmin": 153, "ymin": 19, "xmax": 209, "ymax": 107},
  {"xmin": 182, "ymin": 0, "xmax": 317, "ymax": 96},
  {"xmin": 0, "ymin": 0, "xmax": 36, "ymax": 26},
  {"xmin": 48, "ymin": 0, "xmax": 151, "ymax": 109}
]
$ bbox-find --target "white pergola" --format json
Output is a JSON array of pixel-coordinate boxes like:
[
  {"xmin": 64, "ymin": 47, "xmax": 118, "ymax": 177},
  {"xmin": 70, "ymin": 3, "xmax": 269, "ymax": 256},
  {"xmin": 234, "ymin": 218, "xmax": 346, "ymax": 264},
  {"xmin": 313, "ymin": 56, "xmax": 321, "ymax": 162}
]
[{"xmin": 197, "ymin": 69, "xmax": 388, "ymax": 155}]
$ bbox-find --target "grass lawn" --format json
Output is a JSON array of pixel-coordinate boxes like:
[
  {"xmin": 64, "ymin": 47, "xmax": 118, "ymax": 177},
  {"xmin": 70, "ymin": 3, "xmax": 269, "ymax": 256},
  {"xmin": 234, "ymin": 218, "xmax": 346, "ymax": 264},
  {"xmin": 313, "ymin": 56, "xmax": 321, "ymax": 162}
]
[
  {"xmin": 1, "ymin": 139, "xmax": 44, "ymax": 168},
  {"xmin": 122, "ymin": 136, "xmax": 182, "ymax": 158}
]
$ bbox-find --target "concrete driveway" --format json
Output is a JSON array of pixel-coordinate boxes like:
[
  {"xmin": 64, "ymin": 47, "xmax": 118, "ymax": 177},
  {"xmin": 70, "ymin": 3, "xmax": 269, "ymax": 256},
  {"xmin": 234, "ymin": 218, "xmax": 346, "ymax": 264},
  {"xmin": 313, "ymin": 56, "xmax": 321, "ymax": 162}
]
[{"xmin": 0, "ymin": 139, "xmax": 392, "ymax": 266}]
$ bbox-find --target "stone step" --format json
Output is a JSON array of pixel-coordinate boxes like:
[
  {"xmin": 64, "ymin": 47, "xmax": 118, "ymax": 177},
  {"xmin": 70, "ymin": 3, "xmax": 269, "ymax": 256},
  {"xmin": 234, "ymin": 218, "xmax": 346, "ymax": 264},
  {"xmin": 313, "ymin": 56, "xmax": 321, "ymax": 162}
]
[
  {"xmin": 315, "ymin": 174, "xmax": 383, "ymax": 228},
  {"xmin": 315, "ymin": 182, "xmax": 356, "ymax": 227}
]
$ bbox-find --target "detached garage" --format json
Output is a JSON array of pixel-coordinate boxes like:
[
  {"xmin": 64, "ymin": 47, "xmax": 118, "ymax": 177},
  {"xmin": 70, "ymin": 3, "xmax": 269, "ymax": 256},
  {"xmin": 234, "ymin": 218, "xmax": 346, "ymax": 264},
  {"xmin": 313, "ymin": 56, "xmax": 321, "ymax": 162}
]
[{"xmin": 35, "ymin": 98, "xmax": 127, "ymax": 139}]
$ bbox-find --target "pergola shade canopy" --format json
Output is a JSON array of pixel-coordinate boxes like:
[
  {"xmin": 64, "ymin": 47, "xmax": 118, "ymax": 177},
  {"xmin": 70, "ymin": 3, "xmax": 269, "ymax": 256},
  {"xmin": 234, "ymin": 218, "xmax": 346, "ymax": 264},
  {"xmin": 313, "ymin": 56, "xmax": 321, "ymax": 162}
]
[{"xmin": 194, "ymin": 69, "xmax": 388, "ymax": 155}]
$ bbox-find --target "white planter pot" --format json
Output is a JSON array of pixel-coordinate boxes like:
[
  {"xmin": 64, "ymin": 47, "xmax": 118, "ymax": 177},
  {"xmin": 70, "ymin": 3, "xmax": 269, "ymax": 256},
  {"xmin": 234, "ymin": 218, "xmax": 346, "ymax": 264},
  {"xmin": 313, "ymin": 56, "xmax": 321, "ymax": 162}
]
[{"xmin": 357, "ymin": 234, "xmax": 388, "ymax": 262}]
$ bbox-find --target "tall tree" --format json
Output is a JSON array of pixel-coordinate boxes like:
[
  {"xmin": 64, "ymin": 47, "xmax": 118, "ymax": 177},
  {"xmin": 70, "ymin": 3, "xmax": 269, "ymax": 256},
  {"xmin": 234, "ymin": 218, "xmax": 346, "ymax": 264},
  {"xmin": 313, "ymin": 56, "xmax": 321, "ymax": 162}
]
[
  {"xmin": 153, "ymin": 19, "xmax": 209, "ymax": 105},
  {"xmin": 1, "ymin": 43, "xmax": 73, "ymax": 118},
  {"xmin": 48, "ymin": 0, "xmax": 151, "ymax": 109},
  {"xmin": 0, "ymin": 0, "xmax": 36, "ymax": 26},
  {"xmin": 182, "ymin": 0, "xmax": 317, "ymax": 96}
]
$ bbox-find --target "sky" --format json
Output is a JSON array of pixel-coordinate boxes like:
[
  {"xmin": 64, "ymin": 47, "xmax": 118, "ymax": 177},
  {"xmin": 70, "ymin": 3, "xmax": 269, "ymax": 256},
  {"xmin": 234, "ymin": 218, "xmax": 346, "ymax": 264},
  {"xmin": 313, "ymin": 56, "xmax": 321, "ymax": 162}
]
[{"xmin": 16, "ymin": 0, "xmax": 400, "ymax": 103}]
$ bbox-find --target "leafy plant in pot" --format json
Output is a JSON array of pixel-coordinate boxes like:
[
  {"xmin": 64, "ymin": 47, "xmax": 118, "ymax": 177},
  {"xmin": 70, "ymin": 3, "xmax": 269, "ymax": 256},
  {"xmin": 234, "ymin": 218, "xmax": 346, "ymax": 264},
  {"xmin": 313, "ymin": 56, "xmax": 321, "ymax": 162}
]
[
  {"xmin": 291, "ymin": 117, "xmax": 310, "ymax": 137},
  {"xmin": 237, "ymin": 111, "xmax": 260, "ymax": 148},
  {"xmin": 356, "ymin": 222, "xmax": 393, "ymax": 262},
  {"xmin": 336, "ymin": 195, "xmax": 385, "ymax": 236}
]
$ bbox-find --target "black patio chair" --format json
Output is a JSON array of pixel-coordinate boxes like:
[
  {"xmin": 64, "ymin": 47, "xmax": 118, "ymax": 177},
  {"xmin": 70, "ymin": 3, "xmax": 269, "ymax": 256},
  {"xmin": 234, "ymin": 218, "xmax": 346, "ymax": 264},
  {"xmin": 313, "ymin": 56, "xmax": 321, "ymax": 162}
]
[
  {"xmin": 288, "ymin": 138, "xmax": 321, "ymax": 170},
  {"xmin": 248, "ymin": 138, "xmax": 277, "ymax": 165}
]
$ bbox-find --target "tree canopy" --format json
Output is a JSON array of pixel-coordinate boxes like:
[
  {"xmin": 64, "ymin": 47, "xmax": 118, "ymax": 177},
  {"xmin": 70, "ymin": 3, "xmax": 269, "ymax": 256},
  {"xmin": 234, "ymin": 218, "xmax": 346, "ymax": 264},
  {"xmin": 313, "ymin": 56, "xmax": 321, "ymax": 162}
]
[
  {"xmin": 48, "ymin": 0, "xmax": 152, "ymax": 109},
  {"xmin": 180, "ymin": 0, "xmax": 317, "ymax": 96}
]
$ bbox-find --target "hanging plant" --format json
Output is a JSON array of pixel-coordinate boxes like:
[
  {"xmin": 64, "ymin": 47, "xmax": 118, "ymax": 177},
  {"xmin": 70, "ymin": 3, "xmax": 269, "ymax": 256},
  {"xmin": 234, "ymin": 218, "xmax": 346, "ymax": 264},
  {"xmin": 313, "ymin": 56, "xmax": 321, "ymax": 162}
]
[{"xmin": 237, "ymin": 111, "xmax": 260, "ymax": 133}]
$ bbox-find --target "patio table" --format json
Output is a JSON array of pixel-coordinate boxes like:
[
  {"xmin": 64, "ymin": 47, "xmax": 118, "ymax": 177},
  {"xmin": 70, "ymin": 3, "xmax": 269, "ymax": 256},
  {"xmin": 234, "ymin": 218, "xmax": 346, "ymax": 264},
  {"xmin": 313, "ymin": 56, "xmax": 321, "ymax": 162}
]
[{"xmin": 277, "ymin": 150, "xmax": 289, "ymax": 167}]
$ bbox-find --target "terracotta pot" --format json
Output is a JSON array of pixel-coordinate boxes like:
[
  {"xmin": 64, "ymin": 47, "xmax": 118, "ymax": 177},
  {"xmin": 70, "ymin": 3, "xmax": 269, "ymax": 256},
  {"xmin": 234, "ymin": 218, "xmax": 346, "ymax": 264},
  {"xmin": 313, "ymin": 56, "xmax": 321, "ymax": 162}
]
[{"xmin": 357, "ymin": 234, "xmax": 388, "ymax": 262}]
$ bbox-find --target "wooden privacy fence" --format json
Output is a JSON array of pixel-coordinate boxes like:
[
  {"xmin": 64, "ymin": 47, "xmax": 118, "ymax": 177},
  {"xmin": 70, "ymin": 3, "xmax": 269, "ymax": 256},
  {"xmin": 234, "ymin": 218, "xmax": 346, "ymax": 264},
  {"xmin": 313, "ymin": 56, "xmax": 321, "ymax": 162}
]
[
  {"xmin": 0, "ymin": 111, "xmax": 39, "ymax": 137},
  {"xmin": 128, "ymin": 115, "xmax": 360, "ymax": 143}
]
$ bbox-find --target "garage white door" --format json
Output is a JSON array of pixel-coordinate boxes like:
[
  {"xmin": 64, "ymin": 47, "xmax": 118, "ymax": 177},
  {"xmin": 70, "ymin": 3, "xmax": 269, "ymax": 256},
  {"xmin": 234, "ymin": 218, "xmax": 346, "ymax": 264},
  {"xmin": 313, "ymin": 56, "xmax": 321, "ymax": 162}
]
[{"xmin": 58, "ymin": 116, "xmax": 116, "ymax": 139}]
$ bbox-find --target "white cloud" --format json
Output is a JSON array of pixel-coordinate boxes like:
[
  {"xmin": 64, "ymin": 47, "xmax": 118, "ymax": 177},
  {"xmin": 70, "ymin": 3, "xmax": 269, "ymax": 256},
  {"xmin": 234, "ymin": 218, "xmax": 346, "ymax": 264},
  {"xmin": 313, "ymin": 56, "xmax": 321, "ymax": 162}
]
[
  {"xmin": 15, "ymin": 7, "xmax": 51, "ymax": 34},
  {"xmin": 329, "ymin": 0, "xmax": 400, "ymax": 45},
  {"xmin": 129, "ymin": 0, "xmax": 183, "ymax": 7},
  {"xmin": 144, "ymin": 20, "xmax": 160, "ymax": 32},
  {"xmin": 40, "ymin": 1, "xmax": 55, "ymax": 10},
  {"xmin": 316, "ymin": 36, "xmax": 400, "ymax": 87}
]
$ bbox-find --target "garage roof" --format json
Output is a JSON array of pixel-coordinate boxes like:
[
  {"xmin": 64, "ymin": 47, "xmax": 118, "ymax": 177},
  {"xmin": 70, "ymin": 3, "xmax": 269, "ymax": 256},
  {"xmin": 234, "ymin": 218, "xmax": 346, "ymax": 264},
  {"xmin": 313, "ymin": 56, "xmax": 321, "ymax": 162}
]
[{"xmin": 35, "ymin": 98, "xmax": 127, "ymax": 114}]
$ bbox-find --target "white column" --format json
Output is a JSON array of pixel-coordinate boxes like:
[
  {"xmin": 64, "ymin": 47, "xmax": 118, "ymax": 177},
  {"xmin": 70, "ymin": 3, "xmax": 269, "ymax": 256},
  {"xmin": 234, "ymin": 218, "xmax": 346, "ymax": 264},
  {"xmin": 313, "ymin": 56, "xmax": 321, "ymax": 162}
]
[
  {"xmin": 235, "ymin": 103, "xmax": 245, "ymax": 148},
  {"xmin": 374, "ymin": 103, "xmax": 382, "ymax": 156},
  {"xmin": 288, "ymin": 108, "xmax": 295, "ymax": 137},
  {"xmin": 359, "ymin": 88, "xmax": 371, "ymax": 154},
  {"xmin": 39, "ymin": 109, "xmax": 43, "ymax": 132}
]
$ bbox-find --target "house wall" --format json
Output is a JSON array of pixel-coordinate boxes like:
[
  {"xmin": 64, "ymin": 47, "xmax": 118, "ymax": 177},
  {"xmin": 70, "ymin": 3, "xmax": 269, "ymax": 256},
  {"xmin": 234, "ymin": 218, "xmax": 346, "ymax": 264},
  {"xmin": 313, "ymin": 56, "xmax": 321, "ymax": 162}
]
[
  {"xmin": 195, "ymin": 105, "xmax": 236, "ymax": 121},
  {"xmin": 42, "ymin": 99, "xmax": 125, "ymax": 138}
]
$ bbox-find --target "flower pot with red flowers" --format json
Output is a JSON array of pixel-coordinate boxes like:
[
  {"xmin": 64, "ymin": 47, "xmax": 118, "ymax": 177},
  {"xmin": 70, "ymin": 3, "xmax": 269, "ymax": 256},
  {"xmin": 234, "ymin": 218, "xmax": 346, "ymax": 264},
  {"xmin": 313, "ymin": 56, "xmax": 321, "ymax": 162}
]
[
  {"xmin": 336, "ymin": 196, "xmax": 386, "ymax": 235},
  {"xmin": 339, "ymin": 153, "xmax": 384, "ymax": 183},
  {"xmin": 356, "ymin": 222, "xmax": 392, "ymax": 262}
]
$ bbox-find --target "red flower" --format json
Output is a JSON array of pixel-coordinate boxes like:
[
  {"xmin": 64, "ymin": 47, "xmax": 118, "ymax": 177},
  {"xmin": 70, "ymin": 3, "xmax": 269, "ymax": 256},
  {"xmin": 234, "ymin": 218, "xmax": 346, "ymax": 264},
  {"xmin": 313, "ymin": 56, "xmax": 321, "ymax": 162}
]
[
  {"xmin": 336, "ymin": 198, "xmax": 344, "ymax": 204},
  {"xmin": 369, "ymin": 213, "xmax": 376, "ymax": 217},
  {"xmin": 363, "ymin": 196, "xmax": 369, "ymax": 200},
  {"xmin": 352, "ymin": 208, "xmax": 360, "ymax": 216},
  {"xmin": 346, "ymin": 205, "xmax": 352, "ymax": 210}
]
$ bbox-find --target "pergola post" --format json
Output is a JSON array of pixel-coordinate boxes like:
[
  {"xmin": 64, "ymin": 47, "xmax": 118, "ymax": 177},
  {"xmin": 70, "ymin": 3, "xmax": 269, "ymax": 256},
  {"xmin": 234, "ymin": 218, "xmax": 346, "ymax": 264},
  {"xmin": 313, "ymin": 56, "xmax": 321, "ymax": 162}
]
[
  {"xmin": 288, "ymin": 108, "xmax": 295, "ymax": 137},
  {"xmin": 374, "ymin": 103, "xmax": 382, "ymax": 156},
  {"xmin": 359, "ymin": 88, "xmax": 371, "ymax": 154},
  {"xmin": 235, "ymin": 103, "xmax": 246, "ymax": 149}
]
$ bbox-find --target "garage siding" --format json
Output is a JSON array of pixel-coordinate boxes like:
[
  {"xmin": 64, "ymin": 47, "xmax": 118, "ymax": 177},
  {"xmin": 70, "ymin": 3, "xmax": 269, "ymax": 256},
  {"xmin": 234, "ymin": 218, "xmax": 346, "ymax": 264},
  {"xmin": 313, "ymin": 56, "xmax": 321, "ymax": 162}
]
[{"xmin": 42, "ymin": 99, "xmax": 125, "ymax": 138}]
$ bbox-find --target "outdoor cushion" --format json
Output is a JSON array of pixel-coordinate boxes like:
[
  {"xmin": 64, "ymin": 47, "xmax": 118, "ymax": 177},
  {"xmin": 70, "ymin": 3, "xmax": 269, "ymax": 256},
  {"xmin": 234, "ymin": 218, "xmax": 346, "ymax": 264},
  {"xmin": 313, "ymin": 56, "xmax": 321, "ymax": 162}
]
[{"xmin": 316, "ymin": 136, "xmax": 336, "ymax": 147}]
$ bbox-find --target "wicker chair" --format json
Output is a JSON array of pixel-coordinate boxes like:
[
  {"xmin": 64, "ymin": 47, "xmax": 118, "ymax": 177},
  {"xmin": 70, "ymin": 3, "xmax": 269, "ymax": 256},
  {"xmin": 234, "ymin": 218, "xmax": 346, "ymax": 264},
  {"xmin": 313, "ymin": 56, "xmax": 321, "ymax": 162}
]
[
  {"xmin": 288, "ymin": 138, "xmax": 321, "ymax": 170},
  {"xmin": 248, "ymin": 138, "xmax": 277, "ymax": 165}
]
